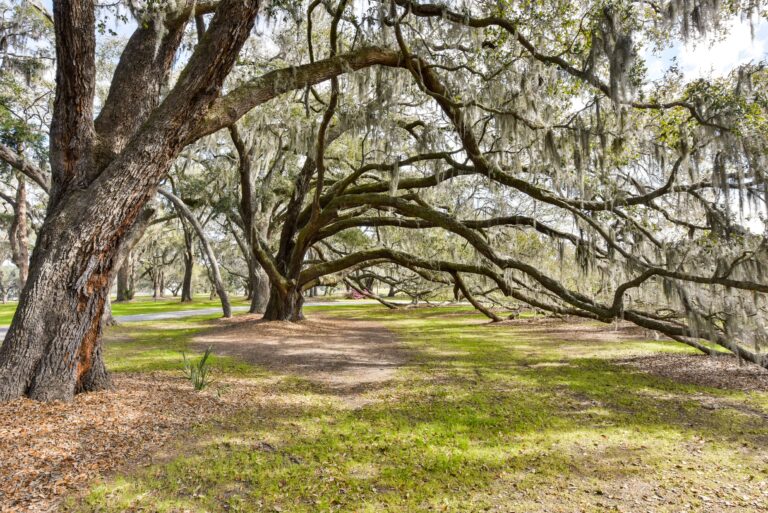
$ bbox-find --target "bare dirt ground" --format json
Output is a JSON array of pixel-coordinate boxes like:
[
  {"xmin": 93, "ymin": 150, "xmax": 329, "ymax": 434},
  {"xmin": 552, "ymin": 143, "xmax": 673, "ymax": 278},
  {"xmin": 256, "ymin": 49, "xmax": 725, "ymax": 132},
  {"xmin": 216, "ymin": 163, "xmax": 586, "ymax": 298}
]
[
  {"xmin": 191, "ymin": 313, "xmax": 408, "ymax": 404},
  {"xmin": 502, "ymin": 316, "xmax": 768, "ymax": 392}
]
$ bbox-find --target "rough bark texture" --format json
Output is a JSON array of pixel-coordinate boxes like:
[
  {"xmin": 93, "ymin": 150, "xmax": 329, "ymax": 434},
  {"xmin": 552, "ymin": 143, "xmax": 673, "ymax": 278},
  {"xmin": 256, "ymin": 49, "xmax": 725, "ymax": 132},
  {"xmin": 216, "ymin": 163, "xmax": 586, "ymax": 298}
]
[
  {"xmin": 263, "ymin": 286, "xmax": 305, "ymax": 321},
  {"xmin": 0, "ymin": 1, "xmax": 410, "ymax": 401},
  {"xmin": 0, "ymin": 0, "xmax": 260, "ymax": 402}
]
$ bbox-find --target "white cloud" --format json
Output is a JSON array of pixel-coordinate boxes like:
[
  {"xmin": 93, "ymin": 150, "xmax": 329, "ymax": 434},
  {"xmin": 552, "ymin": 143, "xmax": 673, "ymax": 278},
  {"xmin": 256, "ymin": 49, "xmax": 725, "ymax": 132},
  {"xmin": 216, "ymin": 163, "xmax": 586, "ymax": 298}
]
[
  {"xmin": 644, "ymin": 16, "xmax": 768, "ymax": 82},
  {"xmin": 677, "ymin": 17, "xmax": 767, "ymax": 79}
]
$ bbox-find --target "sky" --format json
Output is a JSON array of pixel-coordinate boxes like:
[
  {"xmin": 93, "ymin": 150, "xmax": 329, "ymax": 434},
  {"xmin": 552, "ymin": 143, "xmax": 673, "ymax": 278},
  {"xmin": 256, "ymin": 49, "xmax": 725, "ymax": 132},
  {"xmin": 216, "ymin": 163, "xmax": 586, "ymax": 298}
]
[
  {"xmin": 36, "ymin": 0, "xmax": 768, "ymax": 83},
  {"xmin": 644, "ymin": 15, "xmax": 768, "ymax": 81}
]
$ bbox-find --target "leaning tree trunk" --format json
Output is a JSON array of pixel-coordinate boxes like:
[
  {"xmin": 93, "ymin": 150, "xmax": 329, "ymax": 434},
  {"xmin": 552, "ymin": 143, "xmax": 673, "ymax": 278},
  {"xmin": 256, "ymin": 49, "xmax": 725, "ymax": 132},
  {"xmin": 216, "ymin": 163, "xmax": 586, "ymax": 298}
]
[
  {"xmin": 0, "ymin": 0, "xmax": 292, "ymax": 401},
  {"xmin": 159, "ymin": 189, "xmax": 231, "ymax": 317},
  {"xmin": 0, "ymin": 194, "xmax": 120, "ymax": 401}
]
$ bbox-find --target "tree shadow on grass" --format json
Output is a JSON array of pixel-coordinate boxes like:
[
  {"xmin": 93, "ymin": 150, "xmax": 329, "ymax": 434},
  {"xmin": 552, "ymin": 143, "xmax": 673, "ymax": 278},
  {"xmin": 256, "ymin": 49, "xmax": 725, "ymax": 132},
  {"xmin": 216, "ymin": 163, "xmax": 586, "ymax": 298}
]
[{"xmin": 70, "ymin": 307, "xmax": 768, "ymax": 512}]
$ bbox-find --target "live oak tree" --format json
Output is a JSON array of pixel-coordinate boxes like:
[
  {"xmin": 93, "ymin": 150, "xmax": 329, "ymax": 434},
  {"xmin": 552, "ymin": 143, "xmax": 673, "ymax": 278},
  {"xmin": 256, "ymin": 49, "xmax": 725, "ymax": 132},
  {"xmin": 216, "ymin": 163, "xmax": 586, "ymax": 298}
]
[
  {"xmin": 2, "ymin": 0, "xmax": 768, "ymax": 402},
  {"xmin": 233, "ymin": 0, "xmax": 768, "ymax": 359},
  {"xmin": 0, "ymin": 0, "xmax": 404, "ymax": 401}
]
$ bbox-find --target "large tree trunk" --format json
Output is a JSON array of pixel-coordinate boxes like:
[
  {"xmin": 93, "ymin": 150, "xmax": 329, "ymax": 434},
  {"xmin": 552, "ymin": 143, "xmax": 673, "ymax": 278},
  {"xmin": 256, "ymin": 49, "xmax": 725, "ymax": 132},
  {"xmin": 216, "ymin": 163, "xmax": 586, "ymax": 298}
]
[
  {"xmin": 0, "ymin": 0, "xmax": 311, "ymax": 402},
  {"xmin": 263, "ymin": 284, "xmax": 304, "ymax": 321},
  {"xmin": 0, "ymin": 199, "xmax": 119, "ymax": 401},
  {"xmin": 249, "ymin": 266, "xmax": 270, "ymax": 313},
  {"xmin": 9, "ymin": 173, "xmax": 30, "ymax": 291}
]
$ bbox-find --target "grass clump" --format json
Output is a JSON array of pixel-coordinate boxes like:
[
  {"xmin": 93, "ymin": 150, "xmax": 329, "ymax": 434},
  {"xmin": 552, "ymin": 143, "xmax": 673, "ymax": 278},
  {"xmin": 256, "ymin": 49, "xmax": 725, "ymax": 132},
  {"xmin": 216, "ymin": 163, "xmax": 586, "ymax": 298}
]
[{"xmin": 182, "ymin": 345, "xmax": 215, "ymax": 391}]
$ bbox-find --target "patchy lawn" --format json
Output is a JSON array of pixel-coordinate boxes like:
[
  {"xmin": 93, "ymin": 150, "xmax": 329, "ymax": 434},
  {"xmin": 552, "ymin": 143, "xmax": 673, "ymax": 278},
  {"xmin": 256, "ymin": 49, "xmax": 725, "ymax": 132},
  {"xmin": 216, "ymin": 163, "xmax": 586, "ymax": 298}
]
[
  {"xmin": 49, "ymin": 305, "xmax": 768, "ymax": 513},
  {"xmin": 2, "ymin": 305, "xmax": 767, "ymax": 512}
]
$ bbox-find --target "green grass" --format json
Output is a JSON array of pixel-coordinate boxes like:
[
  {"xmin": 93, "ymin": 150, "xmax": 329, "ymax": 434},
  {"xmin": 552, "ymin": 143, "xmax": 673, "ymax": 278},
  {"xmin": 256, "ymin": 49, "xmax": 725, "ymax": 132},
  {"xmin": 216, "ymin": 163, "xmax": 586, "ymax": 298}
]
[
  {"xmin": 0, "ymin": 296, "xmax": 250, "ymax": 326},
  {"xmin": 101, "ymin": 312, "xmax": 254, "ymax": 376},
  {"xmin": 0, "ymin": 302, "xmax": 16, "ymax": 325},
  {"xmin": 110, "ymin": 296, "xmax": 250, "ymax": 316},
  {"xmin": 69, "ymin": 305, "xmax": 768, "ymax": 512}
]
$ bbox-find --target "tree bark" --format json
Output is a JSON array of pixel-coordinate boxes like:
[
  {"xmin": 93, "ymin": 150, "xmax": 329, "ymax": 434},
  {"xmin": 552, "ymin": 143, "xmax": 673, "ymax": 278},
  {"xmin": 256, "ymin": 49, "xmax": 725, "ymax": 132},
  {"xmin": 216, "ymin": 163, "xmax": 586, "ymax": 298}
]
[
  {"xmin": 152, "ymin": 270, "xmax": 163, "ymax": 299},
  {"xmin": 180, "ymin": 217, "xmax": 194, "ymax": 302},
  {"xmin": 116, "ymin": 255, "xmax": 133, "ymax": 302},
  {"xmin": 181, "ymin": 247, "xmax": 194, "ymax": 302},
  {"xmin": 0, "ymin": 0, "xmax": 405, "ymax": 402},
  {"xmin": 250, "ymin": 267, "xmax": 270, "ymax": 313},
  {"xmin": 263, "ymin": 285, "xmax": 305, "ymax": 321}
]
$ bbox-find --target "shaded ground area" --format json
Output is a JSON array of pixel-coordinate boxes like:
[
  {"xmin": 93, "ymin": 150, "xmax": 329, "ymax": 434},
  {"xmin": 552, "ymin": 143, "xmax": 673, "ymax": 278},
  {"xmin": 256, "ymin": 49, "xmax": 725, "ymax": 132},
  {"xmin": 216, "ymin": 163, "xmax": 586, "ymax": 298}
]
[
  {"xmin": 0, "ymin": 374, "xmax": 252, "ymax": 513},
  {"xmin": 500, "ymin": 316, "xmax": 768, "ymax": 392},
  {"xmin": 4, "ymin": 306, "xmax": 768, "ymax": 512},
  {"xmin": 618, "ymin": 352, "xmax": 768, "ymax": 392},
  {"xmin": 0, "ymin": 310, "xmax": 406, "ymax": 512},
  {"xmin": 192, "ymin": 313, "xmax": 406, "ymax": 401}
]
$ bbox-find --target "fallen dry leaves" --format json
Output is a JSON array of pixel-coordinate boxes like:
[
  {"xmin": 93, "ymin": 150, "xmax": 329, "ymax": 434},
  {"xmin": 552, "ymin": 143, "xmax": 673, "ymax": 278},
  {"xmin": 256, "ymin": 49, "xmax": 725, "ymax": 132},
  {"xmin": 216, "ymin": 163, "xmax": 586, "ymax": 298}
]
[
  {"xmin": 0, "ymin": 373, "xmax": 246, "ymax": 513},
  {"xmin": 617, "ymin": 352, "xmax": 768, "ymax": 392}
]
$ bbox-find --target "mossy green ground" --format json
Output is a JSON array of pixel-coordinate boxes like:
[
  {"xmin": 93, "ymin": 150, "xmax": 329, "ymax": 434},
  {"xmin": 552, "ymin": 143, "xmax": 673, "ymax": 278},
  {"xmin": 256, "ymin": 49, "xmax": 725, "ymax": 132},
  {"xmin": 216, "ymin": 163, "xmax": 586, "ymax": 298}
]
[{"xmin": 69, "ymin": 305, "xmax": 768, "ymax": 512}]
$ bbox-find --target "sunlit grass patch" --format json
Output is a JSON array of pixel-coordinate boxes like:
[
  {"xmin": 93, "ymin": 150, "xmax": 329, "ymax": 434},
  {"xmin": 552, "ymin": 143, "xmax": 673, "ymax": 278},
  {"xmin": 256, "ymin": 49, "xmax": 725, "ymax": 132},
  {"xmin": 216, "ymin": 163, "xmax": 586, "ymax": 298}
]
[
  {"xmin": 69, "ymin": 305, "xmax": 768, "ymax": 513},
  {"xmin": 104, "ymin": 314, "xmax": 256, "ymax": 376}
]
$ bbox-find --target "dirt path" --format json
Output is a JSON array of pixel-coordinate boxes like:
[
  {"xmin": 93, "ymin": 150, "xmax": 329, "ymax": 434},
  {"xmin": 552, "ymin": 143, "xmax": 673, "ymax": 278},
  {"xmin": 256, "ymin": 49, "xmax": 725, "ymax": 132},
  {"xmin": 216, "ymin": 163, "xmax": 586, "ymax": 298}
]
[
  {"xmin": 192, "ymin": 313, "xmax": 408, "ymax": 403},
  {"xmin": 501, "ymin": 317, "xmax": 768, "ymax": 392}
]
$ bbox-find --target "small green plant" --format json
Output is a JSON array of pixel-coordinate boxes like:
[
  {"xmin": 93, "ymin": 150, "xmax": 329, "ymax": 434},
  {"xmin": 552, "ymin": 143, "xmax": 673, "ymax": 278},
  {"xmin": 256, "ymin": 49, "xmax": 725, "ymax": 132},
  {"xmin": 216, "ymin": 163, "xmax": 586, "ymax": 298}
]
[{"xmin": 181, "ymin": 346, "xmax": 215, "ymax": 391}]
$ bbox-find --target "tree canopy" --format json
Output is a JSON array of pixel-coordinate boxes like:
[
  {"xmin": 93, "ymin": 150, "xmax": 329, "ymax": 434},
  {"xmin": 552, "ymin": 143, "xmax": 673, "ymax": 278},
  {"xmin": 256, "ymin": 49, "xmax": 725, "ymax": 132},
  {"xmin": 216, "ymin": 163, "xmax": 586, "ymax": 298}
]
[{"xmin": 0, "ymin": 0, "xmax": 767, "ymax": 401}]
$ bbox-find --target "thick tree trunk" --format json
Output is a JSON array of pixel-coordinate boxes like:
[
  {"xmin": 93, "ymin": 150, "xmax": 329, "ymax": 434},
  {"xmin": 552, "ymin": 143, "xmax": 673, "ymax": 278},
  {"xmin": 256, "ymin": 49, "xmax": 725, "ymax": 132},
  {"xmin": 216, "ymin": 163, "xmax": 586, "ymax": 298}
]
[
  {"xmin": 0, "ymin": 200, "xmax": 116, "ymax": 401},
  {"xmin": 0, "ymin": 0, "xmax": 261, "ymax": 402},
  {"xmin": 263, "ymin": 285, "xmax": 304, "ymax": 321}
]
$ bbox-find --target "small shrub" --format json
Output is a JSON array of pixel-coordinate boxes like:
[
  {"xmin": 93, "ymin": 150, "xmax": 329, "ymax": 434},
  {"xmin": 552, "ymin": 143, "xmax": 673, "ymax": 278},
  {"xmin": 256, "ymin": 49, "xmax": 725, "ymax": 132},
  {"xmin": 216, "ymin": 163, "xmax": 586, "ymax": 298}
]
[{"xmin": 181, "ymin": 346, "xmax": 215, "ymax": 391}]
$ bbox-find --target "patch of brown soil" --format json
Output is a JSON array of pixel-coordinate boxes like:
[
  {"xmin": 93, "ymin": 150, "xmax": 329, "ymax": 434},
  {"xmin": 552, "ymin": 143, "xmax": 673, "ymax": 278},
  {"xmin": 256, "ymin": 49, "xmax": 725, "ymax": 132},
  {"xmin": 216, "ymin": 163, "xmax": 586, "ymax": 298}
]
[
  {"xmin": 500, "ymin": 316, "xmax": 651, "ymax": 342},
  {"xmin": 192, "ymin": 313, "xmax": 406, "ymax": 398},
  {"xmin": 501, "ymin": 316, "xmax": 768, "ymax": 392},
  {"xmin": 617, "ymin": 352, "xmax": 768, "ymax": 392},
  {"xmin": 0, "ymin": 373, "xmax": 249, "ymax": 513}
]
